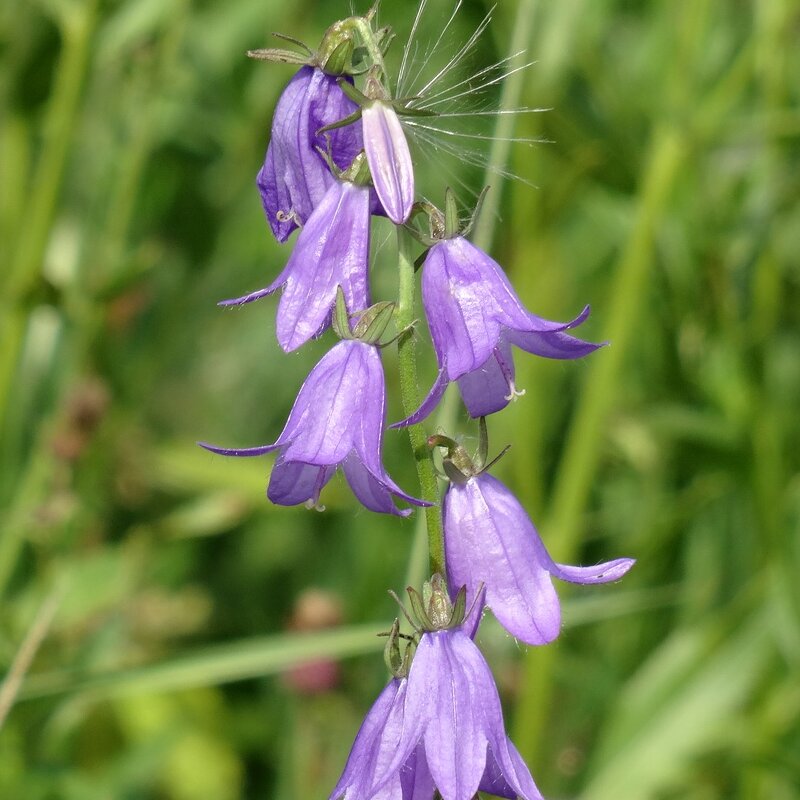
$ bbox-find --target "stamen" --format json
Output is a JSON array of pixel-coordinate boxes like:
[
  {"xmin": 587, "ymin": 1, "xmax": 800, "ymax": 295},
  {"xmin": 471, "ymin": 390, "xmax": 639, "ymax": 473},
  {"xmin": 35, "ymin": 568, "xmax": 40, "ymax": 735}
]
[
  {"xmin": 276, "ymin": 209, "xmax": 302, "ymax": 226},
  {"xmin": 504, "ymin": 382, "xmax": 527, "ymax": 403}
]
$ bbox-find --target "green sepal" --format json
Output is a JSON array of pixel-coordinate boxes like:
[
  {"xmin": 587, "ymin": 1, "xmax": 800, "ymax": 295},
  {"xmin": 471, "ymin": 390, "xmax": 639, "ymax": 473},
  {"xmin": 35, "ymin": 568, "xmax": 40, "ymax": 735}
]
[
  {"xmin": 394, "ymin": 102, "xmax": 438, "ymax": 119},
  {"xmin": 407, "ymin": 587, "xmax": 433, "ymax": 632},
  {"xmin": 340, "ymin": 151, "xmax": 371, "ymax": 186},
  {"xmin": 353, "ymin": 301, "xmax": 395, "ymax": 344},
  {"xmin": 270, "ymin": 32, "xmax": 313, "ymax": 55},
  {"xmin": 316, "ymin": 108, "xmax": 363, "ymax": 137},
  {"xmin": 404, "ymin": 201, "xmax": 445, "ymax": 248},
  {"xmin": 331, "ymin": 286, "xmax": 354, "ymax": 340},
  {"xmin": 480, "ymin": 443, "xmax": 512, "ymax": 475},
  {"xmin": 383, "ymin": 619, "xmax": 404, "ymax": 676},
  {"xmin": 338, "ymin": 78, "xmax": 370, "ymax": 106},
  {"xmin": 442, "ymin": 459, "xmax": 470, "ymax": 484},
  {"xmin": 461, "ymin": 186, "xmax": 491, "ymax": 238},
  {"xmin": 247, "ymin": 48, "xmax": 311, "ymax": 66},
  {"xmin": 375, "ymin": 25, "xmax": 395, "ymax": 55},
  {"xmin": 476, "ymin": 416, "xmax": 489, "ymax": 471},
  {"xmin": 444, "ymin": 188, "xmax": 460, "ymax": 239},
  {"xmin": 428, "ymin": 434, "xmax": 478, "ymax": 480},
  {"xmin": 322, "ymin": 38, "xmax": 355, "ymax": 75},
  {"xmin": 449, "ymin": 585, "xmax": 468, "ymax": 628}
]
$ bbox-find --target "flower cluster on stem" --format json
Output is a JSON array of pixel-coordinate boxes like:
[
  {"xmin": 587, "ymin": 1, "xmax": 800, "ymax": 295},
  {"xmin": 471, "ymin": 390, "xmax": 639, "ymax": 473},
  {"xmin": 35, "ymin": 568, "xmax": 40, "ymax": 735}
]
[{"xmin": 202, "ymin": 6, "xmax": 635, "ymax": 798}]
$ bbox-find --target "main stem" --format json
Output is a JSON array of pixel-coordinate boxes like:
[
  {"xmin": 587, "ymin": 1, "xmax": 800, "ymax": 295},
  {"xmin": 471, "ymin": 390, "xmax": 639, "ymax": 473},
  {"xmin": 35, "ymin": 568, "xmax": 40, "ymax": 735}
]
[{"xmin": 395, "ymin": 226, "xmax": 445, "ymax": 578}]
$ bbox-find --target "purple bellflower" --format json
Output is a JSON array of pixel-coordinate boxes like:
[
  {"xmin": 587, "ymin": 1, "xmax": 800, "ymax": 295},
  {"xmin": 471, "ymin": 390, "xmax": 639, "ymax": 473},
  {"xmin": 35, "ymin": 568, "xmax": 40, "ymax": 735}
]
[
  {"xmin": 395, "ymin": 235, "xmax": 603, "ymax": 426},
  {"xmin": 332, "ymin": 626, "xmax": 543, "ymax": 800},
  {"xmin": 444, "ymin": 471, "xmax": 635, "ymax": 645},
  {"xmin": 199, "ymin": 339, "xmax": 426, "ymax": 516},
  {"xmin": 259, "ymin": 65, "xmax": 363, "ymax": 242},
  {"xmin": 362, "ymin": 100, "xmax": 414, "ymax": 224},
  {"xmin": 220, "ymin": 177, "xmax": 371, "ymax": 353}
]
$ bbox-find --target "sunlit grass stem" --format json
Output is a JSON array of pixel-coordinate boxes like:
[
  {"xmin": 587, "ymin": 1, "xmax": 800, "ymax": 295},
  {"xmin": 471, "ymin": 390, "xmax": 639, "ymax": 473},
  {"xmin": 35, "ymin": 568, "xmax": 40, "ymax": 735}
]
[{"xmin": 513, "ymin": 124, "xmax": 684, "ymax": 764}]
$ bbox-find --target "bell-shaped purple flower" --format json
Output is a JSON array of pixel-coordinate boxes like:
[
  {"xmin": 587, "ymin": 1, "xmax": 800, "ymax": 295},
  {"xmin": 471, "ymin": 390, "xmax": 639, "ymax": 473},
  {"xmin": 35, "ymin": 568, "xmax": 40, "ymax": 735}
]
[
  {"xmin": 395, "ymin": 236, "xmax": 603, "ymax": 426},
  {"xmin": 199, "ymin": 340, "xmax": 426, "ymax": 516},
  {"xmin": 362, "ymin": 100, "xmax": 414, "ymax": 224},
  {"xmin": 444, "ymin": 472, "xmax": 635, "ymax": 645},
  {"xmin": 343, "ymin": 627, "xmax": 543, "ymax": 800},
  {"xmin": 220, "ymin": 179, "xmax": 370, "ymax": 353},
  {"xmin": 259, "ymin": 65, "xmax": 363, "ymax": 242}
]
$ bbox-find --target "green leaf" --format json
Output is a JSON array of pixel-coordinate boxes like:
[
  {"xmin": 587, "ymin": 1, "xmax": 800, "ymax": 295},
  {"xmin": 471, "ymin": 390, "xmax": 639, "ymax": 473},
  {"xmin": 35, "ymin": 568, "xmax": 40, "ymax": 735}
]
[{"xmin": 19, "ymin": 624, "xmax": 384, "ymax": 701}]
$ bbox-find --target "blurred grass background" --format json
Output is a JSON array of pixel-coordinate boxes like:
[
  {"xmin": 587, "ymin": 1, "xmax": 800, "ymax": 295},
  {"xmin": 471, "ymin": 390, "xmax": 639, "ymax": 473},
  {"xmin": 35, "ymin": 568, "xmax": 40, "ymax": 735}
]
[{"xmin": 1, "ymin": 0, "xmax": 799, "ymax": 797}]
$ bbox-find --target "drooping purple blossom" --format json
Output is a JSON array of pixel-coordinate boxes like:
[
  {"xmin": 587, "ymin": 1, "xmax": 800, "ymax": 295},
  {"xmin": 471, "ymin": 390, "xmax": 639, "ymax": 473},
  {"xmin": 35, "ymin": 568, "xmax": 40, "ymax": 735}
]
[
  {"xmin": 444, "ymin": 471, "xmax": 635, "ymax": 645},
  {"xmin": 394, "ymin": 236, "xmax": 603, "ymax": 426},
  {"xmin": 259, "ymin": 65, "xmax": 363, "ymax": 242},
  {"xmin": 220, "ymin": 178, "xmax": 370, "ymax": 353},
  {"xmin": 362, "ymin": 100, "xmax": 414, "ymax": 224},
  {"xmin": 334, "ymin": 627, "xmax": 543, "ymax": 800},
  {"xmin": 199, "ymin": 340, "xmax": 426, "ymax": 516}
]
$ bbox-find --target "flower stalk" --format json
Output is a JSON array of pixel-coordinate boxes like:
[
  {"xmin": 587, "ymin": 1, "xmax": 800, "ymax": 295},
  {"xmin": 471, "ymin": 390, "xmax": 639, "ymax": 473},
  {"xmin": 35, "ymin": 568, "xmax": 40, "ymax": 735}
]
[{"xmin": 395, "ymin": 225, "xmax": 445, "ymax": 577}]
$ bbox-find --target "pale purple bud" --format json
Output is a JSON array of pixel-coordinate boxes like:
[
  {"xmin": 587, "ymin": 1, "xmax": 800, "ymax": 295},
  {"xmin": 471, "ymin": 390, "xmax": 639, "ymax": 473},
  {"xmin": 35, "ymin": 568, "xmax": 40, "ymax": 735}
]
[{"xmin": 362, "ymin": 101, "xmax": 414, "ymax": 224}]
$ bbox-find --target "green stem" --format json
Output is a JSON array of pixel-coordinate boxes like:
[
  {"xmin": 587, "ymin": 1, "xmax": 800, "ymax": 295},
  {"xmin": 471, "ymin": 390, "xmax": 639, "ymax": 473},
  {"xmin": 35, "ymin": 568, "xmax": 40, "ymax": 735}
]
[{"xmin": 395, "ymin": 226, "xmax": 444, "ymax": 578}]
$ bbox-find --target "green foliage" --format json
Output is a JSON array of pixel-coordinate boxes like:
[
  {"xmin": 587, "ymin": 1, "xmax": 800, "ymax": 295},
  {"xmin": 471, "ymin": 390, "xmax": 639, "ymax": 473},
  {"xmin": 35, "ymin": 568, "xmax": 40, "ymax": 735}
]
[{"xmin": 1, "ymin": 0, "xmax": 798, "ymax": 797}]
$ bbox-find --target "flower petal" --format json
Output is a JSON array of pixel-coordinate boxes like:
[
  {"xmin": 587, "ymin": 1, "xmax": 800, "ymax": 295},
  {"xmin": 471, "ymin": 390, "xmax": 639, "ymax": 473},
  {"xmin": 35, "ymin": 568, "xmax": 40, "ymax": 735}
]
[
  {"xmin": 508, "ymin": 324, "xmax": 604, "ymax": 360},
  {"xmin": 456, "ymin": 341, "xmax": 516, "ymax": 418},
  {"xmin": 329, "ymin": 680, "xmax": 408, "ymax": 800},
  {"xmin": 398, "ymin": 746, "xmax": 436, "ymax": 800},
  {"xmin": 348, "ymin": 344, "xmax": 389, "ymax": 473},
  {"xmin": 416, "ymin": 632, "xmax": 488, "ymax": 800},
  {"xmin": 342, "ymin": 455, "xmax": 414, "ymax": 517},
  {"xmin": 198, "ymin": 441, "xmax": 279, "ymax": 457},
  {"xmin": 481, "ymin": 739, "xmax": 544, "ymax": 800},
  {"xmin": 444, "ymin": 474, "xmax": 562, "ymax": 645},
  {"xmin": 275, "ymin": 181, "xmax": 371, "ymax": 352},
  {"xmin": 278, "ymin": 340, "xmax": 367, "ymax": 465},
  {"xmin": 547, "ymin": 557, "xmax": 636, "ymax": 584},
  {"xmin": 363, "ymin": 101, "xmax": 414, "ymax": 224},
  {"xmin": 267, "ymin": 458, "xmax": 335, "ymax": 507}
]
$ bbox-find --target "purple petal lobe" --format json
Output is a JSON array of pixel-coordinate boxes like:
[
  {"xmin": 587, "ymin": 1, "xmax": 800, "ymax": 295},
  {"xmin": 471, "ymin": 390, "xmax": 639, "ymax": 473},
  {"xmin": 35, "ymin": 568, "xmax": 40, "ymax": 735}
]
[
  {"xmin": 267, "ymin": 459, "xmax": 335, "ymax": 507},
  {"xmin": 456, "ymin": 341, "xmax": 516, "ymax": 418},
  {"xmin": 329, "ymin": 679, "xmax": 408, "ymax": 800},
  {"xmin": 363, "ymin": 101, "xmax": 414, "ymax": 224},
  {"xmin": 508, "ymin": 325, "xmax": 604, "ymax": 360},
  {"xmin": 548, "ymin": 557, "xmax": 636, "ymax": 584},
  {"xmin": 198, "ymin": 441, "xmax": 279, "ymax": 457},
  {"xmin": 260, "ymin": 67, "xmax": 362, "ymax": 242},
  {"xmin": 390, "ymin": 367, "xmax": 449, "ymax": 429},
  {"xmin": 342, "ymin": 455, "xmax": 412, "ymax": 517}
]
